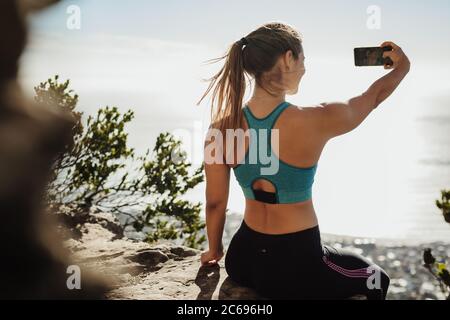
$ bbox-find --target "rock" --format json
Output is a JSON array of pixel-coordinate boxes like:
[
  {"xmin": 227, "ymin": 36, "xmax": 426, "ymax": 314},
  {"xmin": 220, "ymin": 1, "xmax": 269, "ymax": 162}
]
[
  {"xmin": 53, "ymin": 204, "xmax": 124, "ymax": 240},
  {"xmin": 169, "ymin": 246, "xmax": 199, "ymax": 258},
  {"xmin": 66, "ymin": 211, "xmax": 260, "ymax": 300},
  {"xmin": 128, "ymin": 249, "xmax": 170, "ymax": 270},
  {"xmin": 65, "ymin": 214, "xmax": 259, "ymax": 300},
  {"xmin": 65, "ymin": 211, "xmax": 372, "ymax": 300}
]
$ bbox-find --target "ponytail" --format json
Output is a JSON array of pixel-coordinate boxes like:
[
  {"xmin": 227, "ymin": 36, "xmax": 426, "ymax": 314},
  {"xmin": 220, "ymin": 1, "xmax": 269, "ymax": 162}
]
[
  {"xmin": 197, "ymin": 22, "xmax": 303, "ymax": 136},
  {"xmin": 197, "ymin": 39, "xmax": 248, "ymax": 135}
]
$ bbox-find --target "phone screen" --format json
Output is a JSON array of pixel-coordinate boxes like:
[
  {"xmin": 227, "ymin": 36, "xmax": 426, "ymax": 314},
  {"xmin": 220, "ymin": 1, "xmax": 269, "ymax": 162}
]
[{"xmin": 354, "ymin": 47, "xmax": 386, "ymax": 66}]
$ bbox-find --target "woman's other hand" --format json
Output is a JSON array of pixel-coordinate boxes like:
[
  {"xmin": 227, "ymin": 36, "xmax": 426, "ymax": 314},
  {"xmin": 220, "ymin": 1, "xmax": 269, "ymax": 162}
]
[{"xmin": 200, "ymin": 248, "xmax": 224, "ymax": 266}]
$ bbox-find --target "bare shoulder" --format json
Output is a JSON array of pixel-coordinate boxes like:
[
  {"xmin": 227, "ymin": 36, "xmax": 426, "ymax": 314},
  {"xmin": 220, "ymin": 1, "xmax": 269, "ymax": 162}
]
[
  {"xmin": 275, "ymin": 103, "xmax": 329, "ymax": 160},
  {"xmin": 282, "ymin": 103, "xmax": 327, "ymax": 127}
]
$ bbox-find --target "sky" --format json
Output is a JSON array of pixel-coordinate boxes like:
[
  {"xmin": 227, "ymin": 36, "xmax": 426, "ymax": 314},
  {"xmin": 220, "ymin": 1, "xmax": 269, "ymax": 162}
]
[
  {"xmin": 19, "ymin": 0, "xmax": 450, "ymax": 241},
  {"xmin": 26, "ymin": 0, "xmax": 450, "ymax": 53}
]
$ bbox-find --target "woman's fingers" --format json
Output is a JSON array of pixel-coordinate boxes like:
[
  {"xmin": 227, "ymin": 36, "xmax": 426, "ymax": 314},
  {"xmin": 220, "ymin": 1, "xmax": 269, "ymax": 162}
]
[
  {"xmin": 202, "ymin": 259, "xmax": 216, "ymax": 266},
  {"xmin": 200, "ymin": 250, "xmax": 223, "ymax": 266},
  {"xmin": 380, "ymin": 41, "xmax": 410, "ymax": 71},
  {"xmin": 383, "ymin": 51, "xmax": 397, "ymax": 62},
  {"xmin": 380, "ymin": 41, "xmax": 398, "ymax": 50},
  {"xmin": 382, "ymin": 51, "xmax": 394, "ymax": 69},
  {"xmin": 382, "ymin": 51, "xmax": 392, "ymax": 59},
  {"xmin": 383, "ymin": 45, "xmax": 404, "ymax": 69}
]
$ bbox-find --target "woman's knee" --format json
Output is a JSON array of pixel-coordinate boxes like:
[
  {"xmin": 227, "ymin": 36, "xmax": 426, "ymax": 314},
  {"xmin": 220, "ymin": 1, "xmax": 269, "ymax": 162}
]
[
  {"xmin": 366, "ymin": 265, "xmax": 390, "ymax": 299},
  {"xmin": 379, "ymin": 268, "xmax": 390, "ymax": 298}
]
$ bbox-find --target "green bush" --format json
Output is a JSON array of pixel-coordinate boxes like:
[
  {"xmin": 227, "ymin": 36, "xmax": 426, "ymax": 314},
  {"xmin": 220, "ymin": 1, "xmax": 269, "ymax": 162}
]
[
  {"xmin": 423, "ymin": 189, "xmax": 450, "ymax": 299},
  {"xmin": 36, "ymin": 76, "xmax": 205, "ymax": 248},
  {"xmin": 436, "ymin": 190, "xmax": 450, "ymax": 223}
]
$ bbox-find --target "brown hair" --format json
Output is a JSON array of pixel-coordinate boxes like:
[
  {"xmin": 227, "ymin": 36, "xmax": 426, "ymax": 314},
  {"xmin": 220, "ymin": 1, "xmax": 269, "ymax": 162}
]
[{"xmin": 197, "ymin": 22, "xmax": 303, "ymax": 134}]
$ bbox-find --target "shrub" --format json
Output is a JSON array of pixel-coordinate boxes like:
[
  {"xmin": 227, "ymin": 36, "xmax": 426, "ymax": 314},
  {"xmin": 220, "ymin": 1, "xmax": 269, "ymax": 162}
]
[{"xmin": 36, "ymin": 76, "xmax": 205, "ymax": 248}]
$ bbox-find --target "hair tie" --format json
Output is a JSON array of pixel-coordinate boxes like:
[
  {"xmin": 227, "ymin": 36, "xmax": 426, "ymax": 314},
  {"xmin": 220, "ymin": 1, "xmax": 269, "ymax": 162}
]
[{"xmin": 239, "ymin": 37, "xmax": 248, "ymax": 46}]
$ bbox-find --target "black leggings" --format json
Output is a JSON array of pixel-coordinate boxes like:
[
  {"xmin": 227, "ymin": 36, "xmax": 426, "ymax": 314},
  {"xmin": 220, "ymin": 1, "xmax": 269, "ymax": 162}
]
[{"xmin": 225, "ymin": 220, "xmax": 390, "ymax": 300}]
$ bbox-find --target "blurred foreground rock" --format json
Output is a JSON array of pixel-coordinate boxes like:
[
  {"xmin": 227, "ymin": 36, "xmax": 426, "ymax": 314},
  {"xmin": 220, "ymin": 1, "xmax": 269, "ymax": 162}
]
[{"xmin": 0, "ymin": 0, "xmax": 107, "ymax": 299}]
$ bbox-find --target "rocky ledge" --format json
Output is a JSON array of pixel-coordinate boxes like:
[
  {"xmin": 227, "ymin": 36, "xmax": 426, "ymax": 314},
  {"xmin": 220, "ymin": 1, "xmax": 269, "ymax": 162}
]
[
  {"xmin": 62, "ymin": 208, "xmax": 449, "ymax": 300},
  {"xmin": 63, "ymin": 209, "xmax": 260, "ymax": 300}
]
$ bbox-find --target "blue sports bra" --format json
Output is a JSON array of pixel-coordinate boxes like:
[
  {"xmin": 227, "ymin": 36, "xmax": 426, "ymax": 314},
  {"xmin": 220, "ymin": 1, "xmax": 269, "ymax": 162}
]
[{"xmin": 232, "ymin": 101, "xmax": 318, "ymax": 204}]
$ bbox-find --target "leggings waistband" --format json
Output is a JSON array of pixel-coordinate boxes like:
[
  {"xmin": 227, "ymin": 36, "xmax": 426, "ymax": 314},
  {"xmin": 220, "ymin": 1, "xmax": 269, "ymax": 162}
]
[{"xmin": 238, "ymin": 219, "xmax": 323, "ymax": 254}]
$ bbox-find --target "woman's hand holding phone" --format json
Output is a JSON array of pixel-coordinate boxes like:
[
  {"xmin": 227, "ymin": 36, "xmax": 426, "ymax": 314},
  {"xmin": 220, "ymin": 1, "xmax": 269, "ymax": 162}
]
[{"xmin": 381, "ymin": 41, "xmax": 410, "ymax": 71}]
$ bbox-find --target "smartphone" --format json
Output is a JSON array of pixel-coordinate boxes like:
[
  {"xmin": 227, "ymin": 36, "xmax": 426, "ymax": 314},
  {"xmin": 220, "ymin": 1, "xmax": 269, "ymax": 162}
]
[{"xmin": 354, "ymin": 46, "xmax": 393, "ymax": 67}]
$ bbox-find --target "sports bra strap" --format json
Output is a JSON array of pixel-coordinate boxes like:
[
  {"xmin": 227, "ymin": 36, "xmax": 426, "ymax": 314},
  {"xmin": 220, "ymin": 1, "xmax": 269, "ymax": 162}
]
[
  {"xmin": 242, "ymin": 101, "xmax": 290, "ymax": 157},
  {"xmin": 243, "ymin": 101, "xmax": 290, "ymax": 130}
]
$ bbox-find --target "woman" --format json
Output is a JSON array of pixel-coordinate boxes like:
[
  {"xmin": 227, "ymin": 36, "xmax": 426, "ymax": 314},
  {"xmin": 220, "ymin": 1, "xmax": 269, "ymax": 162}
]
[{"xmin": 197, "ymin": 22, "xmax": 410, "ymax": 299}]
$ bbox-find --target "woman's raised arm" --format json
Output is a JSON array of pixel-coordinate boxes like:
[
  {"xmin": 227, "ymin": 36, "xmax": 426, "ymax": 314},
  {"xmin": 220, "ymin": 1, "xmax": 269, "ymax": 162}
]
[{"xmin": 314, "ymin": 41, "xmax": 410, "ymax": 140}]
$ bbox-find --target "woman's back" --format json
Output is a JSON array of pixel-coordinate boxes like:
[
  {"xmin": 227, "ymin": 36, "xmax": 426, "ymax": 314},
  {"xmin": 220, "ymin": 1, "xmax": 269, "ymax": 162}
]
[{"xmin": 226, "ymin": 99, "xmax": 326, "ymax": 234}]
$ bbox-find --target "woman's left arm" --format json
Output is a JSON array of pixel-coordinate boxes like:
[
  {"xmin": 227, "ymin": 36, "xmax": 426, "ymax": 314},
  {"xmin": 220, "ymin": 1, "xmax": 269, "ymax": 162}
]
[{"xmin": 201, "ymin": 136, "xmax": 230, "ymax": 266}]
